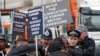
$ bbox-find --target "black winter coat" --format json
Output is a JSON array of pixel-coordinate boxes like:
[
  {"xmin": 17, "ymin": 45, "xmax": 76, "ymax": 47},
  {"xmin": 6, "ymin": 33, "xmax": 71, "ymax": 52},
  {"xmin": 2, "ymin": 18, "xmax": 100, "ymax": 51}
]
[
  {"xmin": 68, "ymin": 46, "xmax": 82, "ymax": 56},
  {"xmin": 7, "ymin": 44, "xmax": 36, "ymax": 56},
  {"xmin": 48, "ymin": 51, "xmax": 69, "ymax": 56},
  {"xmin": 78, "ymin": 36, "xmax": 95, "ymax": 56}
]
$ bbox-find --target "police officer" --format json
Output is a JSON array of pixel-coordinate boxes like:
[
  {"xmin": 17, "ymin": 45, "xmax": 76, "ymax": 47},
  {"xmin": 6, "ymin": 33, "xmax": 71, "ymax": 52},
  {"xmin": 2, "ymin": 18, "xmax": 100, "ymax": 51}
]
[
  {"xmin": 39, "ymin": 29, "xmax": 53, "ymax": 56},
  {"xmin": 76, "ymin": 24, "xmax": 95, "ymax": 56},
  {"xmin": 67, "ymin": 30, "xmax": 82, "ymax": 56},
  {"xmin": 0, "ymin": 35, "xmax": 7, "ymax": 56}
]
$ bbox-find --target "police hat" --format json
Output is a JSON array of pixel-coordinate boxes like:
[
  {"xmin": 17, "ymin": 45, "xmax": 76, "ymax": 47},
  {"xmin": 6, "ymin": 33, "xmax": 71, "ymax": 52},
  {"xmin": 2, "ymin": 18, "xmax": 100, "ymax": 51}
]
[
  {"xmin": 67, "ymin": 30, "xmax": 81, "ymax": 38},
  {"xmin": 41, "ymin": 29, "xmax": 53, "ymax": 40}
]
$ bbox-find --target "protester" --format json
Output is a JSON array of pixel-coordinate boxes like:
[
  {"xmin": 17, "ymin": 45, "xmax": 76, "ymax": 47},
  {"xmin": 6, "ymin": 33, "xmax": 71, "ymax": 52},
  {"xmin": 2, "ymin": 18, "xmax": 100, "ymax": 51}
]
[
  {"xmin": 7, "ymin": 38, "xmax": 30, "ymax": 56},
  {"xmin": 67, "ymin": 30, "xmax": 82, "ymax": 56},
  {"xmin": 0, "ymin": 35, "xmax": 7, "ymax": 56},
  {"xmin": 76, "ymin": 24, "xmax": 95, "ymax": 56},
  {"xmin": 48, "ymin": 38, "xmax": 69, "ymax": 56}
]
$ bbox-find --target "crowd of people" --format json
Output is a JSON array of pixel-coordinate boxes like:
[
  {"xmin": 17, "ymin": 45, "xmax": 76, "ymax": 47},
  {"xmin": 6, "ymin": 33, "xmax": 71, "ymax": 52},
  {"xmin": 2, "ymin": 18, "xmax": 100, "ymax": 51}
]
[{"xmin": 0, "ymin": 24, "xmax": 96, "ymax": 56}]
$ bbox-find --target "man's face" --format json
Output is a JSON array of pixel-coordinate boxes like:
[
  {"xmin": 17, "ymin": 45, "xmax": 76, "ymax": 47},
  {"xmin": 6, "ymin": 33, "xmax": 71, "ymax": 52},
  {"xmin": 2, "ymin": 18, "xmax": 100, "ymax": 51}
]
[
  {"xmin": 67, "ymin": 36, "xmax": 79, "ymax": 46},
  {"xmin": 79, "ymin": 32, "xmax": 87, "ymax": 41},
  {"xmin": 0, "ymin": 39, "xmax": 6, "ymax": 49},
  {"xmin": 42, "ymin": 39, "xmax": 52, "ymax": 46}
]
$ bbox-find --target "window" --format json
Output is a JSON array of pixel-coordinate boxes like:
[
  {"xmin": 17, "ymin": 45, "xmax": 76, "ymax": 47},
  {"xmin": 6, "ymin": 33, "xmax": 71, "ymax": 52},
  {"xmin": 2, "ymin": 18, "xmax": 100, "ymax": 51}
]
[
  {"xmin": 79, "ymin": 7, "xmax": 100, "ymax": 31},
  {"xmin": 80, "ymin": 14, "xmax": 100, "ymax": 31}
]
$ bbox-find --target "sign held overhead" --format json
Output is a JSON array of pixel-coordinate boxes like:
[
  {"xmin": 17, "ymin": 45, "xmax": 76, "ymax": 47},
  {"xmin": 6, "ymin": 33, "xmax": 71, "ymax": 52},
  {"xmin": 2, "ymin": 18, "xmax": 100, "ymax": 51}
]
[
  {"xmin": 28, "ymin": 6, "xmax": 44, "ymax": 36},
  {"xmin": 44, "ymin": 0, "xmax": 73, "ymax": 28}
]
